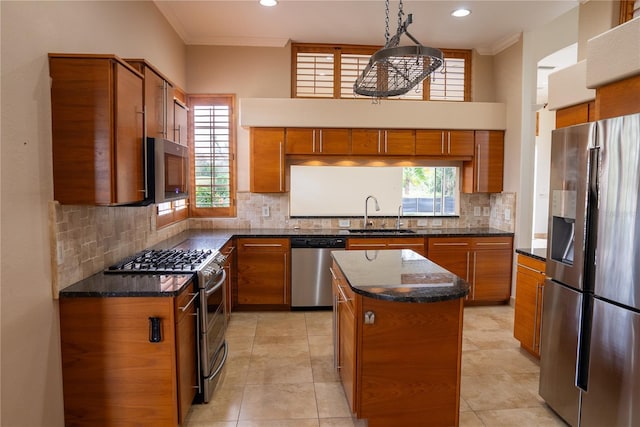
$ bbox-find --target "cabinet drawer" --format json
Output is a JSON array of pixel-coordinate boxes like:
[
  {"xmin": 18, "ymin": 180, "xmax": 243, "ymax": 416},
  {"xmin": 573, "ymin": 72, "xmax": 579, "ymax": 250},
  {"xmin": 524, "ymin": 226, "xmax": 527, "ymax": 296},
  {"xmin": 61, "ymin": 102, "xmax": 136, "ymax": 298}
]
[
  {"xmin": 517, "ymin": 254, "xmax": 545, "ymax": 274},
  {"xmin": 238, "ymin": 238, "xmax": 290, "ymax": 252},
  {"xmin": 471, "ymin": 236, "xmax": 512, "ymax": 249},
  {"xmin": 428, "ymin": 237, "xmax": 471, "ymax": 252},
  {"xmin": 174, "ymin": 282, "xmax": 197, "ymax": 322}
]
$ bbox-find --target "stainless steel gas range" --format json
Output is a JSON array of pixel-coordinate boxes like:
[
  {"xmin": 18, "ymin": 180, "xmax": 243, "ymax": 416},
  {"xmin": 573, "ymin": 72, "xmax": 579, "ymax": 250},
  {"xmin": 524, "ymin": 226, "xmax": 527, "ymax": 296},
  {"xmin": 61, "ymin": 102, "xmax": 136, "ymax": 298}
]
[{"xmin": 107, "ymin": 246, "xmax": 228, "ymax": 403}]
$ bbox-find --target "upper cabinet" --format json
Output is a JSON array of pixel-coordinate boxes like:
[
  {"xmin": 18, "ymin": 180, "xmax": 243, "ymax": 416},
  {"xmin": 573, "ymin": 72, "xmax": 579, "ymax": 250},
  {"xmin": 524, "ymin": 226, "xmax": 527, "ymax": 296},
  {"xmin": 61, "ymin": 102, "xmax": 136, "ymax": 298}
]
[
  {"xmin": 49, "ymin": 54, "xmax": 145, "ymax": 205},
  {"xmin": 173, "ymin": 99, "xmax": 188, "ymax": 145},
  {"xmin": 462, "ymin": 130, "xmax": 504, "ymax": 193},
  {"xmin": 285, "ymin": 128, "xmax": 350, "ymax": 155},
  {"xmin": 250, "ymin": 128, "xmax": 286, "ymax": 193},
  {"xmin": 351, "ymin": 129, "xmax": 415, "ymax": 155},
  {"xmin": 415, "ymin": 130, "xmax": 474, "ymax": 157}
]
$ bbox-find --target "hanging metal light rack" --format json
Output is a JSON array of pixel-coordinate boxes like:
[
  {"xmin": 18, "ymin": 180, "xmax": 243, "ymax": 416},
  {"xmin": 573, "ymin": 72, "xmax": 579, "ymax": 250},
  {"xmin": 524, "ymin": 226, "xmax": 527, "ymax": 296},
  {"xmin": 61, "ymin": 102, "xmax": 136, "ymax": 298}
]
[{"xmin": 354, "ymin": 0, "xmax": 444, "ymax": 98}]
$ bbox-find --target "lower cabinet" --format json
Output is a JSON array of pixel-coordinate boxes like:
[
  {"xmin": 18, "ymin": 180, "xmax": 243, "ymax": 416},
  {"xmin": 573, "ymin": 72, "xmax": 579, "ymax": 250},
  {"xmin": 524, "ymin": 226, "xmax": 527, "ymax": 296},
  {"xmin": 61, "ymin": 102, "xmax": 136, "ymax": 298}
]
[
  {"xmin": 513, "ymin": 254, "xmax": 546, "ymax": 357},
  {"xmin": 236, "ymin": 237, "xmax": 290, "ymax": 309},
  {"xmin": 346, "ymin": 237, "xmax": 426, "ymax": 256},
  {"xmin": 427, "ymin": 236, "xmax": 513, "ymax": 304},
  {"xmin": 59, "ymin": 282, "xmax": 197, "ymax": 426},
  {"xmin": 331, "ymin": 260, "xmax": 463, "ymax": 427},
  {"xmin": 221, "ymin": 239, "xmax": 236, "ymax": 320}
]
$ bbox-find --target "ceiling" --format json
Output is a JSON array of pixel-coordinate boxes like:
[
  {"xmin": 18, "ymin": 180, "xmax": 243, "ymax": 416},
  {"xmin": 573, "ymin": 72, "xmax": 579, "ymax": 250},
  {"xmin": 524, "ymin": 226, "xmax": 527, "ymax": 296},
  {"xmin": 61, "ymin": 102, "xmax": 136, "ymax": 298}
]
[{"xmin": 154, "ymin": 0, "xmax": 579, "ymax": 55}]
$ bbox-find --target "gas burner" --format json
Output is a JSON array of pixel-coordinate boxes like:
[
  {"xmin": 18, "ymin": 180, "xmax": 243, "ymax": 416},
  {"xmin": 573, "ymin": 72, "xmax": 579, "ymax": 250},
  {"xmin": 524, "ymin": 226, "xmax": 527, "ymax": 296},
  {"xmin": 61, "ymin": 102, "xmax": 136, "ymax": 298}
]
[{"xmin": 106, "ymin": 248, "xmax": 216, "ymax": 274}]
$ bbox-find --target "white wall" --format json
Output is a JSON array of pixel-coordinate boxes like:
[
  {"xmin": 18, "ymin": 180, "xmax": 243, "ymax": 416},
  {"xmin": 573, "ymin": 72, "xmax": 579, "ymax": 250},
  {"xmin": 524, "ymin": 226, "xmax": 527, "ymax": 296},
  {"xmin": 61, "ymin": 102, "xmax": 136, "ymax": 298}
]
[
  {"xmin": 0, "ymin": 2, "xmax": 185, "ymax": 425},
  {"xmin": 533, "ymin": 107, "xmax": 555, "ymax": 236}
]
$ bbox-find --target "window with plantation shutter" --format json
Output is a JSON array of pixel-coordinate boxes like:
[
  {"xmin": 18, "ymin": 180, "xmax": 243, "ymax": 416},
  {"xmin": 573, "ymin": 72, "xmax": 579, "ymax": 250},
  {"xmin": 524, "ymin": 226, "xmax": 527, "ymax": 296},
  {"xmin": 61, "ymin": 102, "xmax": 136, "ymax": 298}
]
[
  {"xmin": 187, "ymin": 95, "xmax": 236, "ymax": 217},
  {"xmin": 292, "ymin": 43, "xmax": 471, "ymax": 101}
]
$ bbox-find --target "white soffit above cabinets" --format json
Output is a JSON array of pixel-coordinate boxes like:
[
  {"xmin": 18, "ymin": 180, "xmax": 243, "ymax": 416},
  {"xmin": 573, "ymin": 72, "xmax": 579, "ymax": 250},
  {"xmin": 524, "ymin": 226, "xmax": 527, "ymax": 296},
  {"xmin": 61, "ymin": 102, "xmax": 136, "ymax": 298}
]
[{"xmin": 153, "ymin": 0, "xmax": 579, "ymax": 55}]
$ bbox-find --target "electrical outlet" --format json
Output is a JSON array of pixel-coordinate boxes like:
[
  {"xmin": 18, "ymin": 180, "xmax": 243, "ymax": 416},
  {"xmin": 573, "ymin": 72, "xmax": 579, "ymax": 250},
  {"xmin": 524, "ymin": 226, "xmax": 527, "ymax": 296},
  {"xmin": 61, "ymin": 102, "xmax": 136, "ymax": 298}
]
[
  {"xmin": 432, "ymin": 218, "xmax": 442, "ymax": 226},
  {"xmin": 483, "ymin": 207, "xmax": 490, "ymax": 216},
  {"xmin": 474, "ymin": 206, "xmax": 481, "ymax": 216},
  {"xmin": 338, "ymin": 219, "xmax": 350, "ymax": 228},
  {"xmin": 417, "ymin": 219, "xmax": 428, "ymax": 227},
  {"xmin": 262, "ymin": 206, "xmax": 270, "ymax": 217},
  {"xmin": 504, "ymin": 208, "xmax": 511, "ymax": 221}
]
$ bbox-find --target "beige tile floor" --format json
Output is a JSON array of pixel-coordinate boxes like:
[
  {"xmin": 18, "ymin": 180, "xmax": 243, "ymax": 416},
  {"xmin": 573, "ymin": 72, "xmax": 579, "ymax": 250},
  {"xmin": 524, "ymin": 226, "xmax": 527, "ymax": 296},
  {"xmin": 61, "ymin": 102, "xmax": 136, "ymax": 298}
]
[{"xmin": 185, "ymin": 305, "xmax": 565, "ymax": 427}]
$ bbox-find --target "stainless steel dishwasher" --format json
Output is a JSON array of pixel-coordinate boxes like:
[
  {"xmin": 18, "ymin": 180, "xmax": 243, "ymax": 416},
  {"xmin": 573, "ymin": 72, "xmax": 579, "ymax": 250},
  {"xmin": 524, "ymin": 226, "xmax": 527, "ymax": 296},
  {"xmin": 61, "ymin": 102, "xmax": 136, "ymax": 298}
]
[{"xmin": 290, "ymin": 237, "xmax": 346, "ymax": 308}]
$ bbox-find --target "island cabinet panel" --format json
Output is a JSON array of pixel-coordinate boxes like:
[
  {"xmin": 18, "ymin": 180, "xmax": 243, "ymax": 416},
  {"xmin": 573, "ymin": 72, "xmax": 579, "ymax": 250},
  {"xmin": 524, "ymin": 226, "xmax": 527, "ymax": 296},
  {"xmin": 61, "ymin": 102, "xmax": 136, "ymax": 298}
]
[
  {"xmin": 49, "ymin": 55, "xmax": 145, "ymax": 205},
  {"xmin": 351, "ymin": 129, "xmax": 415, "ymax": 155},
  {"xmin": 428, "ymin": 236, "xmax": 513, "ymax": 304},
  {"xmin": 347, "ymin": 237, "xmax": 426, "ymax": 256},
  {"xmin": 250, "ymin": 128, "xmax": 286, "ymax": 193},
  {"xmin": 514, "ymin": 254, "xmax": 546, "ymax": 357},
  {"xmin": 359, "ymin": 297, "xmax": 463, "ymax": 427},
  {"xmin": 236, "ymin": 238, "xmax": 290, "ymax": 309},
  {"xmin": 415, "ymin": 130, "xmax": 474, "ymax": 157},
  {"xmin": 59, "ymin": 292, "xmax": 197, "ymax": 426},
  {"xmin": 285, "ymin": 128, "xmax": 350, "ymax": 154}
]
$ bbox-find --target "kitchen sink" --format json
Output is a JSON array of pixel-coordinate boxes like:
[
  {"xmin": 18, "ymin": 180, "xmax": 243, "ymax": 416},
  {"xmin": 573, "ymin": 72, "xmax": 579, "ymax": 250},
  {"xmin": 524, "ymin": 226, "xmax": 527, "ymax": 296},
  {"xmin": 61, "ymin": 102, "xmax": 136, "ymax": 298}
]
[{"xmin": 348, "ymin": 228, "xmax": 416, "ymax": 234}]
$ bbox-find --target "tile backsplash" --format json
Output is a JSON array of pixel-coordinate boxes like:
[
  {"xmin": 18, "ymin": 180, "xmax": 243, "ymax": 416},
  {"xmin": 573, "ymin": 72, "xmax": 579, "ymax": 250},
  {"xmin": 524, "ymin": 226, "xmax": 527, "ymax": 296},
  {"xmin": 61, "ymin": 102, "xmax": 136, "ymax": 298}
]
[{"xmin": 51, "ymin": 192, "xmax": 515, "ymax": 295}]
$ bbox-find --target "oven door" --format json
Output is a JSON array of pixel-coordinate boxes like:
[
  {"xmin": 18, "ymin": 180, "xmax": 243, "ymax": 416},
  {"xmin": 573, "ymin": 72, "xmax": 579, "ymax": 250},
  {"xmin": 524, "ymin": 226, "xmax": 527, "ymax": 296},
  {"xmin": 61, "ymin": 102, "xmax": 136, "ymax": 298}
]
[{"xmin": 199, "ymin": 269, "xmax": 227, "ymax": 402}]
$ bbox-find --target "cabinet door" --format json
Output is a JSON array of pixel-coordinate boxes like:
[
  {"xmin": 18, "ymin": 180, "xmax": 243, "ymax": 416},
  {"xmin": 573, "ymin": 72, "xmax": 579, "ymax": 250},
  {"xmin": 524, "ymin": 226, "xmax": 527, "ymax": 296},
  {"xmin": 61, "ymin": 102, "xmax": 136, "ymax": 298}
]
[
  {"xmin": 514, "ymin": 255, "xmax": 545, "ymax": 357},
  {"xmin": 472, "ymin": 237, "xmax": 512, "ymax": 303},
  {"xmin": 173, "ymin": 100, "xmax": 188, "ymax": 145},
  {"xmin": 351, "ymin": 129, "xmax": 380, "ymax": 155},
  {"xmin": 333, "ymin": 266, "xmax": 357, "ymax": 413},
  {"xmin": 415, "ymin": 130, "xmax": 445, "ymax": 155},
  {"xmin": 427, "ymin": 238, "xmax": 471, "ymax": 282},
  {"xmin": 448, "ymin": 130, "xmax": 475, "ymax": 156},
  {"xmin": 285, "ymin": 128, "xmax": 315, "ymax": 154},
  {"xmin": 250, "ymin": 128, "xmax": 285, "ymax": 193},
  {"xmin": 384, "ymin": 129, "xmax": 415, "ymax": 155},
  {"xmin": 318, "ymin": 128, "xmax": 350, "ymax": 154},
  {"xmin": 114, "ymin": 62, "xmax": 145, "ymax": 204},
  {"xmin": 237, "ymin": 238, "xmax": 290, "ymax": 306},
  {"xmin": 175, "ymin": 283, "xmax": 198, "ymax": 425},
  {"xmin": 463, "ymin": 131, "xmax": 504, "ymax": 193},
  {"xmin": 145, "ymin": 69, "xmax": 167, "ymax": 139}
]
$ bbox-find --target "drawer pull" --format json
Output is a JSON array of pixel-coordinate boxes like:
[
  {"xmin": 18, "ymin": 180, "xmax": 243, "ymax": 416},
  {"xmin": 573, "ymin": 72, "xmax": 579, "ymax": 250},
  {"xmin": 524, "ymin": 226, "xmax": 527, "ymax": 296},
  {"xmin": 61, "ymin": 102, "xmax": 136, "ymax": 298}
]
[{"xmin": 179, "ymin": 292, "xmax": 198, "ymax": 312}]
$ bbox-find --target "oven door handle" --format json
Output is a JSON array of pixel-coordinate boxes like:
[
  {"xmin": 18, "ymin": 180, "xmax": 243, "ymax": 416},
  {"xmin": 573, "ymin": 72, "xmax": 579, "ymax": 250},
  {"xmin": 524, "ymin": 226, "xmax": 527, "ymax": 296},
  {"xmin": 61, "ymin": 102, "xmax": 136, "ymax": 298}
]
[
  {"xmin": 204, "ymin": 340, "xmax": 228, "ymax": 381},
  {"xmin": 205, "ymin": 269, "xmax": 226, "ymax": 297}
]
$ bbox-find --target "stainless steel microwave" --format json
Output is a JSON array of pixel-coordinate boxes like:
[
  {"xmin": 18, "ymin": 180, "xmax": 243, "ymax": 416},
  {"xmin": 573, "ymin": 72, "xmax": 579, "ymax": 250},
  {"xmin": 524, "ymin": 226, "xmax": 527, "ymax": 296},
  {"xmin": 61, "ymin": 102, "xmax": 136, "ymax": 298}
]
[{"xmin": 145, "ymin": 137, "xmax": 189, "ymax": 204}]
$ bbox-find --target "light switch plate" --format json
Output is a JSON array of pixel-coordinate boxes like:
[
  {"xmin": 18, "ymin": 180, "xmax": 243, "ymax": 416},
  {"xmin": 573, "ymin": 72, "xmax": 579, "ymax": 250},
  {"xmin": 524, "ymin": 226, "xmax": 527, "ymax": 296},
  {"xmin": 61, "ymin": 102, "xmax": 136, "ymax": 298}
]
[
  {"xmin": 483, "ymin": 207, "xmax": 490, "ymax": 216},
  {"xmin": 504, "ymin": 208, "xmax": 511, "ymax": 221},
  {"xmin": 338, "ymin": 219, "xmax": 350, "ymax": 228},
  {"xmin": 417, "ymin": 219, "xmax": 428, "ymax": 227},
  {"xmin": 432, "ymin": 218, "xmax": 442, "ymax": 226},
  {"xmin": 262, "ymin": 206, "xmax": 270, "ymax": 217},
  {"xmin": 474, "ymin": 206, "xmax": 481, "ymax": 216}
]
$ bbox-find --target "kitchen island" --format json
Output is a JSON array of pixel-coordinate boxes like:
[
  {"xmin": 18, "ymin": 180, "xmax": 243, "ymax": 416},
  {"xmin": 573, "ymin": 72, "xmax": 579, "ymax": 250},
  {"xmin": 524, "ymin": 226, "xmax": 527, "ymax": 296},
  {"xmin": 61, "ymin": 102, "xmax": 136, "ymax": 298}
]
[{"xmin": 331, "ymin": 250, "xmax": 469, "ymax": 427}]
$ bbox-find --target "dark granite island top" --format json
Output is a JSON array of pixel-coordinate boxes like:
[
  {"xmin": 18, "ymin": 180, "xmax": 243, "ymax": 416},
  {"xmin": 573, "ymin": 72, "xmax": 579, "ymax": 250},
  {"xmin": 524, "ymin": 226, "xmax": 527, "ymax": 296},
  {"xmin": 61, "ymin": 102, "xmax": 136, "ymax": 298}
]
[{"xmin": 331, "ymin": 249, "xmax": 469, "ymax": 302}]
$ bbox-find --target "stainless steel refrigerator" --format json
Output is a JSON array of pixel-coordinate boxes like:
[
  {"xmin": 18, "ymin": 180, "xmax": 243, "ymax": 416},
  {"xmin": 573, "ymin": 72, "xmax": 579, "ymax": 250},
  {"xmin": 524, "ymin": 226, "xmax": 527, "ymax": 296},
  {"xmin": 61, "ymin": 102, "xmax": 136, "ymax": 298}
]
[{"xmin": 539, "ymin": 112, "xmax": 640, "ymax": 427}]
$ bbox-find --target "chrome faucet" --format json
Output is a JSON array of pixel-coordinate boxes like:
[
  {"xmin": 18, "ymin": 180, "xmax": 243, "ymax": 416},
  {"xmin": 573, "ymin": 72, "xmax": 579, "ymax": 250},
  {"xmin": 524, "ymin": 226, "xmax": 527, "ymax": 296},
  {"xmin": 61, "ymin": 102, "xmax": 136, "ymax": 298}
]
[
  {"xmin": 396, "ymin": 204, "xmax": 403, "ymax": 230},
  {"xmin": 364, "ymin": 195, "xmax": 380, "ymax": 228}
]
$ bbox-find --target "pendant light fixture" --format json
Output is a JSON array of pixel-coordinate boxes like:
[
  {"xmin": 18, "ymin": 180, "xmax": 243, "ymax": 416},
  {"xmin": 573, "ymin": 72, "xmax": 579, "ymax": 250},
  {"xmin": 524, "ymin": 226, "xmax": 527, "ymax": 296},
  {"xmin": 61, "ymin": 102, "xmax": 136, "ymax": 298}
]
[{"xmin": 354, "ymin": 0, "xmax": 443, "ymax": 99}]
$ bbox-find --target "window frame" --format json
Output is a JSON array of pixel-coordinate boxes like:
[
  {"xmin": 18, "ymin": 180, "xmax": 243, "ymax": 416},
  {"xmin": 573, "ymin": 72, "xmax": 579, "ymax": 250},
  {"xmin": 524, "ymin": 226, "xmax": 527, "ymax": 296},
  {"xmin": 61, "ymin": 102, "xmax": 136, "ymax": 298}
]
[
  {"xmin": 401, "ymin": 166, "xmax": 460, "ymax": 217},
  {"xmin": 292, "ymin": 43, "xmax": 472, "ymax": 101},
  {"xmin": 187, "ymin": 94, "xmax": 237, "ymax": 218}
]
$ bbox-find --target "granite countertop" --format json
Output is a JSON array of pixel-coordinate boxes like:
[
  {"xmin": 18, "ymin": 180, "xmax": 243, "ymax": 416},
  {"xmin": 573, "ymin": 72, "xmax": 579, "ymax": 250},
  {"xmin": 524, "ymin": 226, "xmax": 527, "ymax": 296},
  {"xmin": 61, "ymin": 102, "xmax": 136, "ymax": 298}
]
[
  {"xmin": 331, "ymin": 250, "xmax": 470, "ymax": 303},
  {"xmin": 59, "ymin": 274, "xmax": 193, "ymax": 298},
  {"xmin": 515, "ymin": 247, "xmax": 547, "ymax": 262},
  {"xmin": 60, "ymin": 227, "xmax": 510, "ymax": 298}
]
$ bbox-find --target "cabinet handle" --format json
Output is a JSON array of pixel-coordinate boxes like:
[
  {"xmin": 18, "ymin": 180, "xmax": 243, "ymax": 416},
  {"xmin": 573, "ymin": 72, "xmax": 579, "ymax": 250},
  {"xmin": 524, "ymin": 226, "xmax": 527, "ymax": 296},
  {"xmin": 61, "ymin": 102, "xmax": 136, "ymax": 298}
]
[
  {"xmin": 329, "ymin": 266, "xmax": 337, "ymax": 280},
  {"xmin": 533, "ymin": 282, "xmax": 541, "ymax": 351},
  {"xmin": 179, "ymin": 292, "xmax": 199, "ymax": 312},
  {"xmin": 476, "ymin": 242, "xmax": 510, "ymax": 246},
  {"xmin": 441, "ymin": 132, "xmax": 445, "ymax": 154},
  {"xmin": 377, "ymin": 130, "xmax": 382, "ymax": 153},
  {"xmin": 319, "ymin": 129, "xmax": 323, "ymax": 153},
  {"xmin": 476, "ymin": 143, "xmax": 481, "ymax": 192},
  {"xmin": 283, "ymin": 252, "xmax": 287, "ymax": 304},
  {"xmin": 149, "ymin": 317, "xmax": 162, "ymax": 343},
  {"xmin": 433, "ymin": 242, "xmax": 468, "ymax": 246},
  {"xmin": 518, "ymin": 263, "xmax": 543, "ymax": 274},
  {"xmin": 537, "ymin": 283, "xmax": 545, "ymax": 352},
  {"xmin": 279, "ymin": 141, "xmax": 284, "ymax": 192},
  {"xmin": 312, "ymin": 130, "xmax": 316, "ymax": 153},
  {"xmin": 336, "ymin": 283, "xmax": 352, "ymax": 303},
  {"xmin": 466, "ymin": 251, "xmax": 470, "ymax": 282},
  {"xmin": 242, "ymin": 243, "xmax": 283, "ymax": 248},
  {"xmin": 472, "ymin": 252, "xmax": 477, "ymax": 300},
  {"xmin": 447, "ymin": 132, "xmax": 451, "ymax": 154},
  {"xmin": 364, "ymin": 311, "xmax": 375, "ymax": 325},
  {"xmin": 388, "ymin": 243, "xmax": 423, "ymax": 248},
  {"xmin": 384, "ymin": 130, "xmax": 388, "ymax": 153},
  {"xmin": 223, "ymin": 246, "xmax": 236, "ymax": 256},
  {"xmin": 333, "ymin": 293, "xmax": 339, "ymax": 369}
]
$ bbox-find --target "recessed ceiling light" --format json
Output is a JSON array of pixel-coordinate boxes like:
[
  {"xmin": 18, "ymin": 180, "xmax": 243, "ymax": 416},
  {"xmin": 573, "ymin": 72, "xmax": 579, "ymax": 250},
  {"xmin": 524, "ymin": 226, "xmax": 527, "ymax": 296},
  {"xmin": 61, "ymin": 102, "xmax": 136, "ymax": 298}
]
[
  {"xmin": 451, "ymin": 8, "xmax": 471, "ymax": 18},
  {"xmin": 260, "ymin": 0, "xmax": 278, "ymax": 6}
]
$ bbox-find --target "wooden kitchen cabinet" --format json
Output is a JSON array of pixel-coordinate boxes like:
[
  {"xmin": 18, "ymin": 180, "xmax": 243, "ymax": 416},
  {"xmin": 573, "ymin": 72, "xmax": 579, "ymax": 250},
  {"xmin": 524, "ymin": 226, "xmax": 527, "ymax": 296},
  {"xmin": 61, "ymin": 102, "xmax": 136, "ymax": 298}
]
[
  {"xmin": 285, "ymin": 128, "xmax": 350, "ymax": 154},
  {"xmin": 462, "ymin": 130, "xmax": 504, "ymax": 193},
  {"xmin": 59, "ymin": 281, "xmax": 197, "ymax": 426},
  {"xmin": 428, "ymin": 236, "xmax": 513, "ymax": 304},
  {"xmin": 351, "ymin": 129, "xmax": 415, "ymax": 155},
  {"xmin": 514, "ymin": 254, "xmax": 546, "ymax": 357},
  {"xmin": 331, "ymin": 259, "xmax": 464, "ymax": 426},
  {"xmin": 250, "ymin": 128, "xmax": 286, "ymax": 193},
  {"xmin": 126, "ymin": 59, "xmax": 176, "ymax": 142},
  {"xmin": 347, "ymin": 237, "xmax": 426, "ymax": 256},
  {"xmin": 555, "ymin": 101, "xmax": 596, "ymax": 128},
  {"xmin": 236, "ymin": 238, "xmax": 290, "ymax": 309},
  {"xmin": 415, "ymin": 130, "xmax": 475, "ymax": 157},
  {"xmin": 173, "ymin": 99, "xmax": 188, "ymax": 145},
  {"xmin": 49, "ymin": 54, "xmax": 145, "ymax": 205}
]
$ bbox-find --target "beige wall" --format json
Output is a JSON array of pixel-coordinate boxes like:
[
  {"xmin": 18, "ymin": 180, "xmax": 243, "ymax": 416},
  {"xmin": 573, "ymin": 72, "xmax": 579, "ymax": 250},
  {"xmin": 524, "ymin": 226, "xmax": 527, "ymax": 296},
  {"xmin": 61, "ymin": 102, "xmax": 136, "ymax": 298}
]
[
  {"xmin": 0, "ymin": 1, "xmax": 185, "ymax": 425},
  {"xmin": 472, "ymin": 50, "xmax": 496, "ymax": 102}
]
